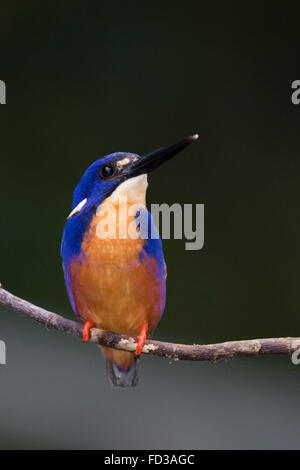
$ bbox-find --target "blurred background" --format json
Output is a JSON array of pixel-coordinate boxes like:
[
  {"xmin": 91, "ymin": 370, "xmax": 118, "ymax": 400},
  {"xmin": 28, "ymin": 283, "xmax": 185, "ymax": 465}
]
[{"xmin": 1, "ymin": 1, "xmax": 300, "ymax": 449}]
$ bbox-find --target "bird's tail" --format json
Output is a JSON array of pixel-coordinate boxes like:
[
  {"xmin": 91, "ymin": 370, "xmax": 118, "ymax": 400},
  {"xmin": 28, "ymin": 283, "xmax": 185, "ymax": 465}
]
[{"xmin": 102, "ymin": 347, "xmax": 139, "ymax": 388}]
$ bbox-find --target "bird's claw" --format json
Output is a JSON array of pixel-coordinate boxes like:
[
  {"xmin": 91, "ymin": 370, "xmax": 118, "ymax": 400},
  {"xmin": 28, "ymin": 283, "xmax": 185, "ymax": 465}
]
[
  {"xmin": 135, "ymin": 323, "xmax": 148, "ymax": 356},
  {"xmin": 82, "ymin": 321, "xmax": 95, "ymax": 342}
]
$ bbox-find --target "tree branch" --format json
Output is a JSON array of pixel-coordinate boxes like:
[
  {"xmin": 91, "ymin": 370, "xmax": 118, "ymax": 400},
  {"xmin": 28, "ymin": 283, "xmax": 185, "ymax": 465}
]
[{"xmin": 0, "ymin": 285, "xmax": 298, "ymax": 363}]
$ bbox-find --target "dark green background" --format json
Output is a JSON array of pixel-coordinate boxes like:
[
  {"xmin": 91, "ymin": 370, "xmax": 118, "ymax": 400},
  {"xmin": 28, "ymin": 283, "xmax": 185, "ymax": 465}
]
[{"xmin": 1, "ymin": 1, "xmax": 300, "ymax": 449}]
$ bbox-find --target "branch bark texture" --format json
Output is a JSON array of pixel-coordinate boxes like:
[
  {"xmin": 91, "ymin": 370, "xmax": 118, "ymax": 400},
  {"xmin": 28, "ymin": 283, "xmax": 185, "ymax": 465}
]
[{"xmin": 0, "ymin": 285, "xmax": 298, "ymax": 363}]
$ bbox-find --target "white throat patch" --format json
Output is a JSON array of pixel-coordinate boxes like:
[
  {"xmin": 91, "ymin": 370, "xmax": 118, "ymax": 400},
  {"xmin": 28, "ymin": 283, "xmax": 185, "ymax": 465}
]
[
  {"xmin": 67, "ymin": 174, "xmax": 148, "ymax": 220},
  {"xmin": 106, "ymin": 174, "xmax": 148, "ymax": 207}
]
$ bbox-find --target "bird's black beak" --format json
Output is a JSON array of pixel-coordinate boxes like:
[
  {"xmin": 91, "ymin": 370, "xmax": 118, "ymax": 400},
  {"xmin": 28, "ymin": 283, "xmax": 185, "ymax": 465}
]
[{"xmin": 124, "ymin": 134, "xmax": 199, "ymax": 178}]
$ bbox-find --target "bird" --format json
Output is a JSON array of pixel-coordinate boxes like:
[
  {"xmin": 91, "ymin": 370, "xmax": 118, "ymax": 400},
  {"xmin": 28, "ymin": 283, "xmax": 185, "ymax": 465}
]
[{"xmin": 61, "ymin": 134, "xmax": 199, "ymax": 387}]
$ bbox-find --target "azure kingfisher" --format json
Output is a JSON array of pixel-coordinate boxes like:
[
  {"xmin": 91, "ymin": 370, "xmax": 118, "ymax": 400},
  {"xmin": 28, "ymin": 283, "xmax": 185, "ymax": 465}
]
[{"xmin": 61, "ymin": 134, "xmax": 199, "ymax": 387}]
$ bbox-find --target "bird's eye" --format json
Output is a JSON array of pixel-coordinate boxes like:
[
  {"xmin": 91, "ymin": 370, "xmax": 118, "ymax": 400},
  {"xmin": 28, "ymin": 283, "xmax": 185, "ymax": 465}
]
[{"xmin": 99, "ymin": 164, "xmax": 115, "ymax": 179}]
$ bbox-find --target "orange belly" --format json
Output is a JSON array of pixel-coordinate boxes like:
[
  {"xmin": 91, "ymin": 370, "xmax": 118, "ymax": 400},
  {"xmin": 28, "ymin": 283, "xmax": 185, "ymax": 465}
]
[{"xmin": 68, "ymin": 211, "xmax": 164, "ymax": 338}]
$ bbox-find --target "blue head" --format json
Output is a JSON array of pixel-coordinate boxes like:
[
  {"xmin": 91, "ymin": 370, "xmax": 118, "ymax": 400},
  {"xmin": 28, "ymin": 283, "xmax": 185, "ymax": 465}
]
[{"xmin": 71, "ymin": 152, "xmax": 139, "ymax": 212}]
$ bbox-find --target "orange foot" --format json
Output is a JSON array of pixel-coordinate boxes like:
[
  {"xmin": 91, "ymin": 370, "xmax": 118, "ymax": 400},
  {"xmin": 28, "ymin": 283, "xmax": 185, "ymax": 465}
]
[
  {"xmin": 135, "ymin": 323, "xmax": 148, "ymax": 356},
  {"xmin": 82, "ymin": 321, "xmax": 95, "ymax": 342}
]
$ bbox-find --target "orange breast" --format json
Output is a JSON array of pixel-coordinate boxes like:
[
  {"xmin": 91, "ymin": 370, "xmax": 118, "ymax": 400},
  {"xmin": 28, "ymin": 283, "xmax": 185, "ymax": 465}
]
[{"xmin": 68, "ymin": 205, "xmax": 164, "ymax": 337}]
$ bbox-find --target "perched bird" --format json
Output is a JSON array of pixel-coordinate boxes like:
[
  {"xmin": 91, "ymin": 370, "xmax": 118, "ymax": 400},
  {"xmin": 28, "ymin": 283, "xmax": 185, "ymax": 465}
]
[{"xmin": 61, "ymin": 134, "xmax": 198, "ymax": 387}]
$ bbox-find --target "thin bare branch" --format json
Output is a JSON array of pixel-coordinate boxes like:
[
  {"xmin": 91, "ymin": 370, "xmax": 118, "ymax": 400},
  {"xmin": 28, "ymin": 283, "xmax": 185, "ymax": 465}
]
[{"xmin": 0, "ymin": 285, "xmax": 298, "ymax": 362}]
